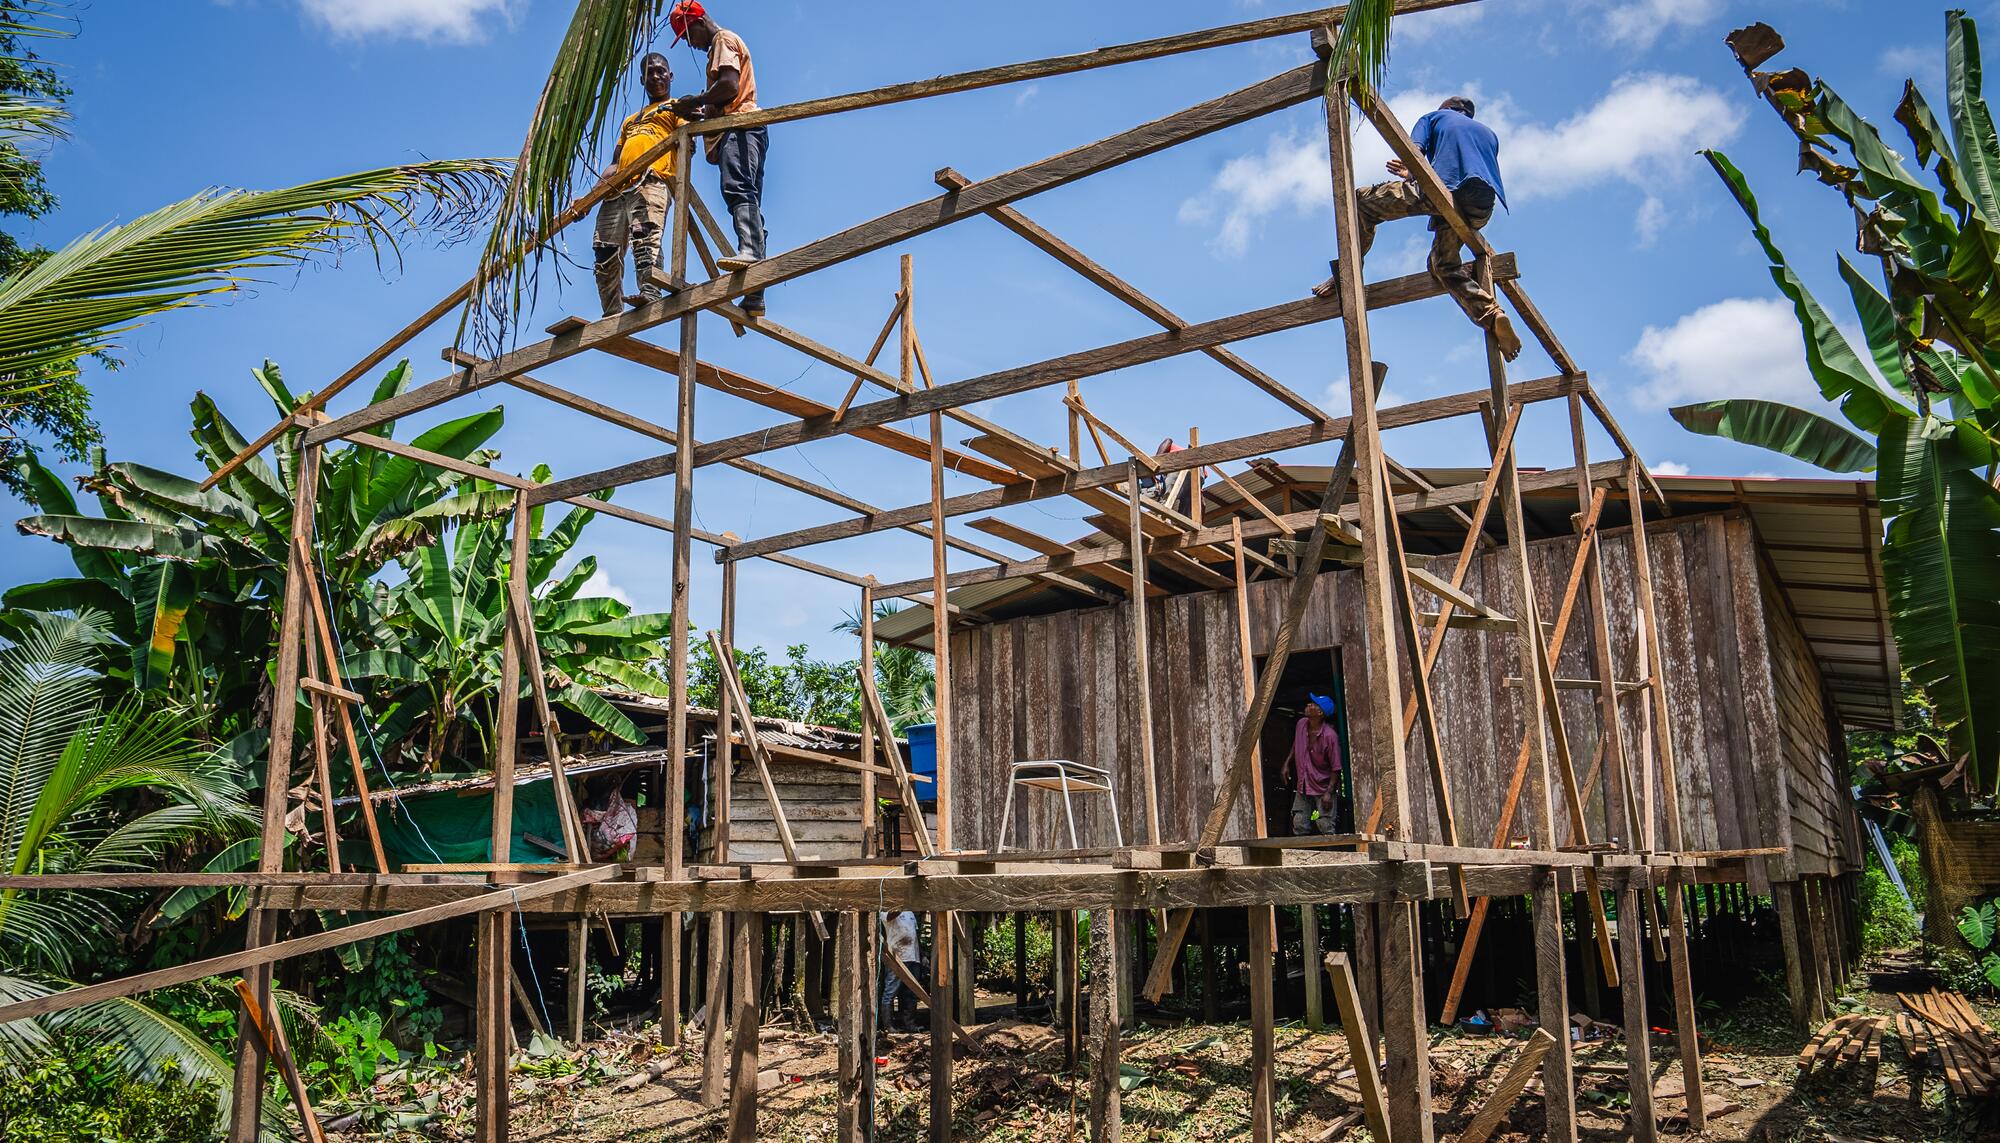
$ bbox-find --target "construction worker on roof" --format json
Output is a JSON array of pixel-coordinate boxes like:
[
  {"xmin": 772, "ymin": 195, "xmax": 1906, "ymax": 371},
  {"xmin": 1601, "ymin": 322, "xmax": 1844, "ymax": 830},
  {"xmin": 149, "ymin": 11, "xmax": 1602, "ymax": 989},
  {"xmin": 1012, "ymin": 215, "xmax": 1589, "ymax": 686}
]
[
  {"xmin": 669, "ymin": 1, "xmax": 769, "ymax": 316},
  {"xmin": 594, "ymin": 52, "xmax": 684, "ymax": 317},
  {"xmin": 1313, "ymin": 96, "xmax": 1523, "ymax": 362}
]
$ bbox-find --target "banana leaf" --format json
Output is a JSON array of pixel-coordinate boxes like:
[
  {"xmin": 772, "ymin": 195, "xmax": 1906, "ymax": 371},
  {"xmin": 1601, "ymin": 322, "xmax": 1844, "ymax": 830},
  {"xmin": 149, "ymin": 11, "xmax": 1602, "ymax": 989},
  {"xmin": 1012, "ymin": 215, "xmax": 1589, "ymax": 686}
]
[
  {"xmin": 130, "ymin": 562, "xmax": 196, "ymax": 692},
  {"xmin": 360, "ymin": 407, "xmax": 504, "ymax": 521},
  {"xmin": 17, "ymin": 514, "xmax": 220, "ymax": 563},
  {"xmin": 556, "ymin": 683, "xmax": 644, "ymax": 745},
  {"xmin": 1671, "ymin": 399, "xmax": 1880, "ymax": 472},
  {"xmin": 1705, "ymin": 149, "xmax": 1912, "ymax": 431},
  {"xmin": 1877, "ymin": 413, "xmax": 2000, "ymax": 793}
]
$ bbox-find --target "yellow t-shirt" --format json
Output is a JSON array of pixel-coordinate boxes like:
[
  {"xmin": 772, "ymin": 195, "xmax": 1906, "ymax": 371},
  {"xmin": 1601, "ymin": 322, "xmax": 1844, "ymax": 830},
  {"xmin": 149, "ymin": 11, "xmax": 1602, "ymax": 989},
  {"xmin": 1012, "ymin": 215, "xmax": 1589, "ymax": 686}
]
[{"xmin": 615, "ymin": 102, "xmax": 685, "ymax": 181}]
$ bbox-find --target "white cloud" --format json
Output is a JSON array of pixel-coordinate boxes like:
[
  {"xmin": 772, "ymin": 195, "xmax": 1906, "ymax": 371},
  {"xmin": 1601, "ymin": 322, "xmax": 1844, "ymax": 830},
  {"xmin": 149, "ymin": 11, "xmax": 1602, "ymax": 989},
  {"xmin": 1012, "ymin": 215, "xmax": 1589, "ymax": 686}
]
[
  {"xmin": 1178, "ymin": 127, "xmax": 1332, "ymax": 256},
  {"xmin": 1599, "ymin": 0, "xmax": 1727, "ymax": 49},
  {"xmin": 1627, "ymin": 297, "xmax": 1816, "ymax": 409},
  {"xmin": 1880, "ymin": 44, "xmax": 1946, "ymax": 99},
  {"xmin": 1015, "ymin": 84, "xmax": 1041, "ymax": 109},
  {"xmin": 1650, "ymin": 459, "xmax": 1692, "ymax": 476},
  {"xmin": 581, "ymin": 568, "xmax": 634, "ymax": 607},
  {"xmin": 1180, "ymin": 74, "xmax": 1739, "ymax": 257},
  {"xmin": 298, "ymin": 0, "xmax": 518, "ymax": 42},
  {"xmin": 1397, "ymin": 5, "xmax": 1488, "ymax": 42}
]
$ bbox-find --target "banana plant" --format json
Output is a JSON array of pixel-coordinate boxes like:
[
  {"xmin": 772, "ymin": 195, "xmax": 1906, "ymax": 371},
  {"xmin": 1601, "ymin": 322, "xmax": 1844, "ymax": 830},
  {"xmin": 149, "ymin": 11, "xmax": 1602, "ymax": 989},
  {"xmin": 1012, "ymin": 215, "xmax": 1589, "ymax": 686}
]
[
  {"xmin": 7, "ymin": 360, "xmax": 513, "ymax": 734},
  {"xmin": 1674, "ymin": 12, "xmax": 2000, "ymax": 796},
  {"xmin": 368, "ymin": 469, "xmax": 674, "ymax": 772}
]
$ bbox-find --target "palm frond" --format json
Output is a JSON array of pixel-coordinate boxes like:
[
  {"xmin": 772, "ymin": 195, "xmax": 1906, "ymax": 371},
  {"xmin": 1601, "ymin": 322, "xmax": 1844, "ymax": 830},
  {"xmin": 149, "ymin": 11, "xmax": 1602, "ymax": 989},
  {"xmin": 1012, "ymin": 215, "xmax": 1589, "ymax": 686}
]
[
  {"xmin": 0, "ymin": 160, "xmax": 510, "ymax": 377},
  {"xmin": 0, "ymin": 973, "xmax": 55, "ymax": 1064},
  {"xmin": 468, "ymin": 0, "xmax": 668, "ymax": 345},
  {"xmin": 1327, "ymin": 0, "xmax": 1395, "ymax": 93},
  {"xmin": 0, "ymin": 610, "xmax": 107, "ymax": 864}
]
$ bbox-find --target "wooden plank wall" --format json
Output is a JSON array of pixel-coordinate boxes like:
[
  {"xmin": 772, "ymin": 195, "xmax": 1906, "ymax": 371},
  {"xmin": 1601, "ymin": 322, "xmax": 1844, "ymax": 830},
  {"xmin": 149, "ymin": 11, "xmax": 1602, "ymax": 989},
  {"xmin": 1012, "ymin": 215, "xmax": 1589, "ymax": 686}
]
[
  {"xmin": 946, "ymin": 511, "xmax": 1843, "ymax": 869},
  {"xmin": 1758, "ymin": 539, "xmax": 1863, "ymax": 877},
  {"xmin": 702, "ymin": 760, "xmax": 867, "ymax": 863}
]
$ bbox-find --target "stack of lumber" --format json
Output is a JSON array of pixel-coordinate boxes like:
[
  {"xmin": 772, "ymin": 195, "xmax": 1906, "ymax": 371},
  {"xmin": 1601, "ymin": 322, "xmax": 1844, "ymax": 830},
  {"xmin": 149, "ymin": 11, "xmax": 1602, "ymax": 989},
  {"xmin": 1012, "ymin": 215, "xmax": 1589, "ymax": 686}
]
[
  {"xmin": 1795, "ymin": 1013, "xmax": 1888, "ymax": 1079},
  {"xmin": 1898, "ymin": 989, "xmax": 1999, "ymax": 1099}
]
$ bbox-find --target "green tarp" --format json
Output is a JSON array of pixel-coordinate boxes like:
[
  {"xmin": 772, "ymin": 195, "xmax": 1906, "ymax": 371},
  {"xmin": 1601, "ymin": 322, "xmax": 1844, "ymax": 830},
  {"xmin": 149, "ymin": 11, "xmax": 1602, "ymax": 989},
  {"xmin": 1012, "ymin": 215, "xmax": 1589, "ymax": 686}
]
[{"xmin": 373, "ymin": 780, "xmax": 569, "ymax": 868}]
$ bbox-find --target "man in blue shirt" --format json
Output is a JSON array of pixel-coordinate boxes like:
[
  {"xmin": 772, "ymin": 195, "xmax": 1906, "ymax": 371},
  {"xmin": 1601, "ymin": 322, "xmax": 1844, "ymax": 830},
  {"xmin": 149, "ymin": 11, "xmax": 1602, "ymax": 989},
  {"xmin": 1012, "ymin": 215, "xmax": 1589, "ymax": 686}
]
[{"xmin": 1314, "ymin": 96, "xmax": 1522, "ymax": 360}]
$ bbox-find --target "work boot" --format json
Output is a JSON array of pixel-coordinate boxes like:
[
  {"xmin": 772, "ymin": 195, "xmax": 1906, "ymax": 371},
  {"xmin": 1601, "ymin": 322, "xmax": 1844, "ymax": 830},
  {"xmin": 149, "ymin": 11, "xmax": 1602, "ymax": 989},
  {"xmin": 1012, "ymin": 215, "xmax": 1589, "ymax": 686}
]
[
  {"xmin": 1483, "ymin": 307, "xmax": 1523, "ymax": 362},
  {"xmin": 740, "ymin": 292, "xmax": 767, "ymax": 317},
  {"xmin": 718, "ymin": 248, "xmax": 760, "ymax": 273}
]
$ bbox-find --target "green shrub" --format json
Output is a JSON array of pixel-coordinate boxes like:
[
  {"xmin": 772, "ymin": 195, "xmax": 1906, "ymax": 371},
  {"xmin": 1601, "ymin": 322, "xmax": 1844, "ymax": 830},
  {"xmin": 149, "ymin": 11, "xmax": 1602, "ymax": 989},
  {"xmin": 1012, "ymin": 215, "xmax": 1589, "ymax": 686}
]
[
  {"xmin": 0, "ymin": 1039, "xmax": 220, "ymax": 1143},
  {"xmin": 1859, "ymin": 838, "xmax": 1921, "ymax": 953},
  {"xmin": 976, "ymin": 916, "xmax": 1053, "ymax": 993}
]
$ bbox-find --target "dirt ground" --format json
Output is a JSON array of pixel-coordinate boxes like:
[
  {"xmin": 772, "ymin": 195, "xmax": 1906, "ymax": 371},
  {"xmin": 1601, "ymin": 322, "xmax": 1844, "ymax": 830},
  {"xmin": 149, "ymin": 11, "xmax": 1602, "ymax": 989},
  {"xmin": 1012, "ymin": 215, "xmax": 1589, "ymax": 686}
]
[{"xmin": 363, "ymin": 961, "xmax": 1999, "ymax": 1142}]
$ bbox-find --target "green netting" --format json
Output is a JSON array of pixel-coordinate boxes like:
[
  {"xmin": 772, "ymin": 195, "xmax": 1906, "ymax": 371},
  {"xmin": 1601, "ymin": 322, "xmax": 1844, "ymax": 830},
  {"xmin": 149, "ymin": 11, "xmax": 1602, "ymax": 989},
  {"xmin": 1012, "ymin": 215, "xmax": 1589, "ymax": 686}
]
[{"xmin": 372, "ymin": 780, "xmax": 568, "ymax": 869}]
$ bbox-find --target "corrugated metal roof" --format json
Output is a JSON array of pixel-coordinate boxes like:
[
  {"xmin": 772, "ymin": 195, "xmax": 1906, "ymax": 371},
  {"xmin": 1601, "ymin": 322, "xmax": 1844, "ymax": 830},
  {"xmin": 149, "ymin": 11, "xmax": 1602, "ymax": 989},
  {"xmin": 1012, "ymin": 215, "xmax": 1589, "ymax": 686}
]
[{"xmin": 875, "ymin": 471, "xmax": 1898, "ymax": 731}]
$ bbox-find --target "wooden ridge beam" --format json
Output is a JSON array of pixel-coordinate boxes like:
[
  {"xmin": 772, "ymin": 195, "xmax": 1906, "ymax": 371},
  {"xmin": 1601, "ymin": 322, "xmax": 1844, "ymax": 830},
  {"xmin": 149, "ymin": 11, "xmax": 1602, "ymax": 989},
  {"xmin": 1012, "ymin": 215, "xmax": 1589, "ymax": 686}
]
[
  {"xmin": 680, "ymin": 0, "xmax": 1477, "ymax": 137},
  {"xmin": 873, "ymin": 459, "xmax": 1624, "ymax": 599},
  {"xmin": 966, "ymin": 517, "xmax": 1164, "ymax": 598},
  {"xmin": 721, "ymin": 357, "xmax": 1547, "ymax": 565},
  {"xmin": 304, "ymin": 64, "xmax": 1328, "ymax": 449}
]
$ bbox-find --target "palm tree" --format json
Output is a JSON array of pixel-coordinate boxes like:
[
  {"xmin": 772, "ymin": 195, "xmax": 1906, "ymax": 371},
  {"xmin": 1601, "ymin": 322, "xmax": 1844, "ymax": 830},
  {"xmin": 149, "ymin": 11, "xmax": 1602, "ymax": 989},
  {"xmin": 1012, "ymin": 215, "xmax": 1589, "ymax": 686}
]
[
  {"xmin": 835, "ymin": 602, "xmax": 934, "ymax": 731},
  {"xmin": 0, "ymin": 609, "xmax": 255, "ymax": 1098},
  {"xmin": 0, "ymin": 2, "xmax": 511, "ymax": 491}
]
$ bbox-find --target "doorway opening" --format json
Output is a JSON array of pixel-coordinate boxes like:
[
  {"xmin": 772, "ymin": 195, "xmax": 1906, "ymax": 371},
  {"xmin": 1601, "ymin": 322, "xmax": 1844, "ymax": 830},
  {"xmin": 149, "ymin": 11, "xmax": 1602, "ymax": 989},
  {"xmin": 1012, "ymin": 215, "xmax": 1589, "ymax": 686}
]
[{"xmin": 1252, "ymin": 647, "xmax": 1354, "ymax": 839}]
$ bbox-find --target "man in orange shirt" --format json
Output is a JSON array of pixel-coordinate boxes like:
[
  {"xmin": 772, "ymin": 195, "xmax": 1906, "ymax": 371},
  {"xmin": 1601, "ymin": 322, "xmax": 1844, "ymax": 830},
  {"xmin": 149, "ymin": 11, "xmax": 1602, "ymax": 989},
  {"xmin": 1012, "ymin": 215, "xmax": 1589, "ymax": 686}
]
[
  {"xmin": 594, "ymin": 52, "xmax": 682, "ymax": 317},
  {"xmin": 669, "ymin": 1, "xmax": 768, "ymax": 314}
]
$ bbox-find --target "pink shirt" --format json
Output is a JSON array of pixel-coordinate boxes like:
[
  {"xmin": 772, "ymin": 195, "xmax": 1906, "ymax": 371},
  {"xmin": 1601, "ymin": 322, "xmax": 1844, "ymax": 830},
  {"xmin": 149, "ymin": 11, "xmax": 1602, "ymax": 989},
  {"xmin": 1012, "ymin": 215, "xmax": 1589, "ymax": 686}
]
[{"xmin": 1293, "ymin": 718, "xmax": 1343, "ymax": 797}]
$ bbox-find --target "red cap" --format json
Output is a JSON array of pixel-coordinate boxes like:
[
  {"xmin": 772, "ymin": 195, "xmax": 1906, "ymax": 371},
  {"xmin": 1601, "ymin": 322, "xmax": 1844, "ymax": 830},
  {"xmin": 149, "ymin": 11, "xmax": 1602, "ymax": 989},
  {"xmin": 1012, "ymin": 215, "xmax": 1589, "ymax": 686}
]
[{"xmin": 668, "ymin": 1, "xmax": 706, "ymax": 45}]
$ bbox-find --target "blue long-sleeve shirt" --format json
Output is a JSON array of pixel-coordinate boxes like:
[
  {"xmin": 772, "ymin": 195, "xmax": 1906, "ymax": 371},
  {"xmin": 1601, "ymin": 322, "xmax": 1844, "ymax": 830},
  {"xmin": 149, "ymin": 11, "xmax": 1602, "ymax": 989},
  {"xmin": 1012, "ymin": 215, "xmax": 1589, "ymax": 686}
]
[{"xmin": 1410, "ymin": 108, "xmax": 1508, "ymax": 210}]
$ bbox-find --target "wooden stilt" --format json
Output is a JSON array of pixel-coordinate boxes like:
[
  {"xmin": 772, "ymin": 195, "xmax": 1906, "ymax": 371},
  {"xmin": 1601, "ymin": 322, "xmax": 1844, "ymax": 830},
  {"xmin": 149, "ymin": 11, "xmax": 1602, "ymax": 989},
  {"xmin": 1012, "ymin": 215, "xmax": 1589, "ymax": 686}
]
[
  {"xmin": 930, "ymin": 909, "xmax": 955, "ymax": 1143},
  {"xmin": 1248, "ymin": 904, "xmax": 1277, "ymax": 1143},
  {"xmin": 858, "ymin": 582, "xmax": 878, "ymax": 855},
  {"xmin": 1619, "ymin": 874, "xmax": 1658, "ymax": 1142},
  {"xmin": 232, "ymin": 978, "xmax": 327, "ymax": 1143},
  {"xmin": 1060, "ymin": 911, "xmax": 1080, "ymax": 1069},
  {"xmin": 837, "ymin": 912, "xmax": 865, "ymax": 1143},
  {"xmin": 567, "ymin": 921, "xmax": 587, "ymax": 1044},
  {"xmin": 1665, "ymin": 869, "xmax": 1706, "ymax": 1130},
  {"xmin": 702, "ymin": 561, "xmax": 736, "ymax": 1107},
  {"xmin": 726, "ymin": 913, "xmax": 762, "ymax": 1143},
  {"xmin": 475, "ymin": 909, "xmax": 512, "ymax": 1143},
  {"xmin": 1534, "ymin": 873, "xmax": 1577, "ymax": 1143},
  {"xmin": 1088, "ymin": 905, "xmax": 1122, "ymax": 1143},
  {"xmin": 1302, "ymin": 904, "xmax": 1324, "ymax": 1032}
]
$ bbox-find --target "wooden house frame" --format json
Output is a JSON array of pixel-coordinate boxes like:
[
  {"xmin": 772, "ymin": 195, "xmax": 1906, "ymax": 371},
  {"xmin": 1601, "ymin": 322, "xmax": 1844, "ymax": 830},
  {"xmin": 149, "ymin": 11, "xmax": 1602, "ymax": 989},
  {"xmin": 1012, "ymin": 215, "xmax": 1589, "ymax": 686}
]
[{"xmin": 0, "ymin": 4, "xmax": 1885, "ymax": 1141}]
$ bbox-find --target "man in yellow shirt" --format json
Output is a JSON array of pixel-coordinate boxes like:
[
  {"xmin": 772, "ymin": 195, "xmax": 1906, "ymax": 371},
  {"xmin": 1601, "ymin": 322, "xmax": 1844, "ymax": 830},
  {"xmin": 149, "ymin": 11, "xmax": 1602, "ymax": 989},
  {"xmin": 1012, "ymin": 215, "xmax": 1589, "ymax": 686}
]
[
  {"xmin": 594, "ymin": 52, "xmax": 683, "ymax": 317},
  {"xmin": 669, "ymin": 1, "xmax": 768, "ymax": 315}
]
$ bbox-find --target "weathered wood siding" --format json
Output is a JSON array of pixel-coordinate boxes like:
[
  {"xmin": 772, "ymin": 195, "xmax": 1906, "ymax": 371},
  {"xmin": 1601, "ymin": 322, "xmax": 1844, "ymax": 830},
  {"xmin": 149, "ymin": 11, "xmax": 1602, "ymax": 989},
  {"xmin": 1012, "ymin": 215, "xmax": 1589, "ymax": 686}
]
[
  {"xmin": 704, "ymin": 760, "xmax": 865, "ymax": 863},
  {"xmin": 948, "ymin": 510, "xmax": 1853, "ymax": 877},
  {"xmin": 1760, "ymin": 554, "xmax": 1863, "ymax": 876}
]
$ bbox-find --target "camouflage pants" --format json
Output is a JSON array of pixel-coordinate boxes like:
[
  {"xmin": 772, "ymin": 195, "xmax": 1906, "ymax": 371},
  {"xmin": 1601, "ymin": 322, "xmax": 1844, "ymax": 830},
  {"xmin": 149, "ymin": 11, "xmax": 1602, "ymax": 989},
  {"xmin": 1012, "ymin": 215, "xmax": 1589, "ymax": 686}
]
[
  {"xmin": 1356, "ymin": 178, "xmax": 1499, "ymax": 325},
  {"xmin": 593, "ymin": 177, "xmax": 674, "ymax": 316}
]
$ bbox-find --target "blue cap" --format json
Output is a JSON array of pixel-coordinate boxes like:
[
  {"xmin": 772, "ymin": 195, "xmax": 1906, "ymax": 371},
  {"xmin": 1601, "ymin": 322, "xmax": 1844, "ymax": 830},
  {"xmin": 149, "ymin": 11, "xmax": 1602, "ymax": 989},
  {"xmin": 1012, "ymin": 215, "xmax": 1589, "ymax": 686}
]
[{"xmin": 1309, "ymin": 693, "xmax": 1335, "ymax": 716}]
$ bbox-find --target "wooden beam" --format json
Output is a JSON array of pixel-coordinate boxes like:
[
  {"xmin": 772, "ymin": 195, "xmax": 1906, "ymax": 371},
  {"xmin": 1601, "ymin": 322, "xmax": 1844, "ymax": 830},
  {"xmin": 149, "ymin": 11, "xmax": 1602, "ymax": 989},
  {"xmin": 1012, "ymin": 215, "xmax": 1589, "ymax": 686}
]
[
  {"xmin": 493, "ymin": 493, "xmax": 528, "ymax": 865},
  {"xmin": 1087, "ymin": 905, "xmax": 1122, "ymax": 1142},
  {"xmin": 663, "ymin": 143, "xmax": 697, "ymax": 1045},
  {"xmin": 1619, "ymin": 874, "xmax": 1659, "ymax": 1143},
  {"xmin": 1128, "ymin": 467, "xmax": 1161, "ymax": 845},
  {"xmin": 725, "ymin": 914, "xmax": 761, "ymax": 1142},
  {"xmin": 942, "ymin": 165, "xmax": 1329, "ymax": 425},
  {"xmin": 308, "ymin": 64, "xmax": 1327, "ymax": 449},
  {"xmin": 0, "ymin": 866, "xmax": 617, "ymax": 1026},
  {"xmin": 232, "ymin": 979, "xmax": 328, "ymax": 1143},
  {"xmin": 1325, "ymin": 952, "xmax": 1390, "ymax": 1143},
  {"xmin": 966, "ymin": 517, "xmax": 1162, "ymax": 598},
  {"xmin": 724, "ymin": 359, "xmax": 1548, "ymax": 565},
  {"xmin": 1459, "ymin": 1029, "xmax": 1558, "ymax": 1143}
]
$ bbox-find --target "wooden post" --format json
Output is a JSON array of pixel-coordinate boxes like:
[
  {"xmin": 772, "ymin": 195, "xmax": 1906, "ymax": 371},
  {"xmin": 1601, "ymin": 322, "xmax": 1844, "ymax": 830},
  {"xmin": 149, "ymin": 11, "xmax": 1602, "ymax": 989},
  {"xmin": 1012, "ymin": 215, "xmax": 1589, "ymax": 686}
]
[
  {"xmin": 1088, "ymin": 906, "xmax": 1122, "ymax": 1143},
  {"xmin": 228, "ymin": 442, "xmax": 322, "ymax": 1143},
  {"xmin": 300, "ymin": 651, "xmax": 340, "ymax": 875},
  {"xmin": 492, "ymin": 491, "xmax": 528, "ymax": 862},
  {"xmin": 568, "ymin": 921, "xmax": 588, "ymax": 1044},
  {"xmin": 1325, "ymin": 951, "xmax": 1390, "ymax": 1143},
  {"xmin": 1060, "ymin": 911, "xmax": 1080, "ymax": 1069},
  {"xmin": 1566, "ymin": 396, "xmax": 1637, "ymax": 851},
  {"xmin": 701, "ymin": 561, "xmax": 736, "ymax": 1108},
  {"xmin": 662, "ymin": 130, "xmax": 698, "ymax": 1046},
  {"xmin": 1302, "ymin": 904, "xmax": 1324, "ymax": 1032},
  {"xmin": 1327, "ymin": 72, "xmax": 1431, "ymax": 1143},
  {"xmin": 1126, "ymin": 465, "xmax": 1161, "ymax": 845},
  {"xmin": 859, "ymin": 581, "xmax": 878, "ymax": 855},
  {"xmin": 231, "ymin": 979, "xmax": 327, "ymax": 1143},
  {"xmin": 930, "ymin": 909, "xmax": 955, "ymax": 1143},
  {"xmin": 1620, "ymin": 875, "xmax": 1658, "ymax": 1141},
  {"xmin": 1533, "ymin": 872, "xmax": 1576, "ymax": 1143},
  {"xmin": 1229, "ymin": 518, "xmax": 1270, "ymax": 845},
  {"xmin": 1248, "ymin": 904, "xmax": 1277, "ymax": 1143},
  {"xmin": 837, "ymin": 912, "xmax": 865, "ymax": 1143},
  {"xmin": 726, "ymin": 913, "xmax": 762, "ymax": 1143},
  {"xmin": 476, "ymin": 909, "xmax": 513, "ymax": 1143},
  {"xmin": 1459, "ymin": 1029, "xmax": 1558, "ymax": 1143}
]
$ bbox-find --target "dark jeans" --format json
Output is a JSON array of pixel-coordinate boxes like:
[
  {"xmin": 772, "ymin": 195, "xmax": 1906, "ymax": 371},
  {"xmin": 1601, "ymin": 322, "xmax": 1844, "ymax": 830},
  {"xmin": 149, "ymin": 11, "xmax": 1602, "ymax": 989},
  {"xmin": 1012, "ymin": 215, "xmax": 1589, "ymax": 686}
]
[{"xmin": 719, "ymin": 126, "xmax": 769, "ymax": 307}]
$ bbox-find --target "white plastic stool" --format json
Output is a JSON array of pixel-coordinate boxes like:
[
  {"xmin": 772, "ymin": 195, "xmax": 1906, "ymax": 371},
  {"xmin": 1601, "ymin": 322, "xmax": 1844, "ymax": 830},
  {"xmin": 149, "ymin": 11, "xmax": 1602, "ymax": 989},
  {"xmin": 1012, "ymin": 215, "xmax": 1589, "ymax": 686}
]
[{"xmin": 995, "ymin": 760, "xmax": 1124, "ymax": 852}]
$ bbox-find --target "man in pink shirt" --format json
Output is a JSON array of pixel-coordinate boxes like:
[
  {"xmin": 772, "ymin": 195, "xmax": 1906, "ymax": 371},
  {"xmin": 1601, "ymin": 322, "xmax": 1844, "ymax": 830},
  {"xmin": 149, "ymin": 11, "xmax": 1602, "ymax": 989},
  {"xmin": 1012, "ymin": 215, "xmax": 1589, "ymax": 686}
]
[{"xmin": 1280, "ymin": 694, "xmax": 1344, "ymax": 836}]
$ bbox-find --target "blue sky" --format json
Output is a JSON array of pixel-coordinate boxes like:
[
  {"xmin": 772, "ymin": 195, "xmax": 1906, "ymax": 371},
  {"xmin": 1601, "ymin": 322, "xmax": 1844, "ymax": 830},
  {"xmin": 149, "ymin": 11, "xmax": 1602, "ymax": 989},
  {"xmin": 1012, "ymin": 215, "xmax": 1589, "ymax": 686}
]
[{"xmin": 1, "ymin": 0, "xmax": 1974, "ymax": 660}]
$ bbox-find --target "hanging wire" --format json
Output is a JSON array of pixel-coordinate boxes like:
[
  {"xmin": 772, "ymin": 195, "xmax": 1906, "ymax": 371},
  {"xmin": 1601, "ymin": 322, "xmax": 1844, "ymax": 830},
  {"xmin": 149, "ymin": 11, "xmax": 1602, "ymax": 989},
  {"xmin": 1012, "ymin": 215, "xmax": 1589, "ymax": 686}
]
[
  {"xmin": 307, "ymin": 520, "xmax": 449, "ymax": 866},
  {"xmin": 510, "ymin": 890, "xmax": 558, "ymax": 1037}
]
